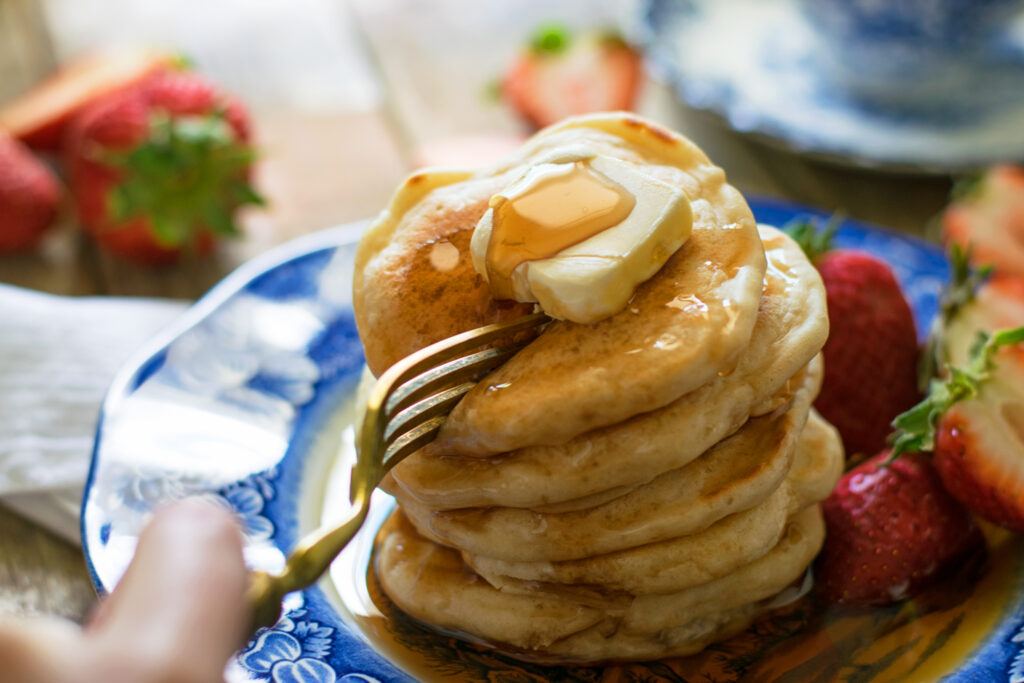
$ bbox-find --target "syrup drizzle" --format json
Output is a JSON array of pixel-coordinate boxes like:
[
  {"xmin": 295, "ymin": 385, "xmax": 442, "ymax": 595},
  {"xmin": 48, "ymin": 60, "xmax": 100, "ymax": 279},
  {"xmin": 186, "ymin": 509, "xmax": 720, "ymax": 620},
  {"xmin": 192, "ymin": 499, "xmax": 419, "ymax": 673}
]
[{"xmin": 486, "ymin": 161, "xmax": 635, "ymax": 299}]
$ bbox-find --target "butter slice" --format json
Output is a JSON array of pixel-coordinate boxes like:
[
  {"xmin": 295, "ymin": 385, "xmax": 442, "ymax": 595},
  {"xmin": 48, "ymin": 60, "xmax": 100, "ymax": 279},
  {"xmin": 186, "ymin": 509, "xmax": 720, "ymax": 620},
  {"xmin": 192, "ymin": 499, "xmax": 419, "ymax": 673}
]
[{"xmin": 472, "ymin": 153, "xmax": 692, "ymax": 323}]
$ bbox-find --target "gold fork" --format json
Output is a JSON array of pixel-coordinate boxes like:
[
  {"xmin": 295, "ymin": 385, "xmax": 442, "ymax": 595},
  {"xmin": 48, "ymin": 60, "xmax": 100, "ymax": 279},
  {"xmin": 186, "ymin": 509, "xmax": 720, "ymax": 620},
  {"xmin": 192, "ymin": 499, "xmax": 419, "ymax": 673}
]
[{"xmin": 244, "ymin": 311, "xmax": 550, "ymax": 634}]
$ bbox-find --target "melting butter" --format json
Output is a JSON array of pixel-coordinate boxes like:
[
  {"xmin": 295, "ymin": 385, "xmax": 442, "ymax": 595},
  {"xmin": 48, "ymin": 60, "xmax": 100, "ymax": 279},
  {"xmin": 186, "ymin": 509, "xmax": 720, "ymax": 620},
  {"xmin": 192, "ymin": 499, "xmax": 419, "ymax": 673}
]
[
  {"xmin": 486, "ymin": 162, "xmax": 636, "ymax": 300},
  {"xmin": 471, "ymin": 148, "xmax": 693, "ymax": 323}
]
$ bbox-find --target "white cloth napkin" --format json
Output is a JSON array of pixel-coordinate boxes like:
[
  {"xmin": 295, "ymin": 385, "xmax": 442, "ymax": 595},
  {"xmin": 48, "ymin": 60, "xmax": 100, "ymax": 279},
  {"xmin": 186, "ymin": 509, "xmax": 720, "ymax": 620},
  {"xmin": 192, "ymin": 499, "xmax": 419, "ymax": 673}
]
[{"xmin": 0, "ymin": 284, "xmax": 189, "ymax": 544}]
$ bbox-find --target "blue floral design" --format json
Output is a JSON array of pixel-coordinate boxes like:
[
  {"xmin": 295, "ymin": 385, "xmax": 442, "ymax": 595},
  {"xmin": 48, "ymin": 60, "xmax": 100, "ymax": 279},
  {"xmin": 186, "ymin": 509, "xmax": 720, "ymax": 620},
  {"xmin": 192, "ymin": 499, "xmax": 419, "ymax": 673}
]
[
  {"xmin": 215, "ymin": 467, "xmax": 278, "ymax": 542},
  {"xmin": 1010, "ymin": 625, "xmax": 1024, "ymax": 683},
  {"xmin": 239, "ymin": 610, "xmax": 374, "ymax": 683}
]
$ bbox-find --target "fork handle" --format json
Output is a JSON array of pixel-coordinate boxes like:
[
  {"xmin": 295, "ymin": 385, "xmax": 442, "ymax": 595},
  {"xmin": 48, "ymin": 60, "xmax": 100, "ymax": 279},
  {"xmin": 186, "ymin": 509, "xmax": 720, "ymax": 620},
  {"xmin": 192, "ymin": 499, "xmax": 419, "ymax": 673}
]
[{"xmin": 245, "ymin": 493, "xmax": 371, "ymax": 636}]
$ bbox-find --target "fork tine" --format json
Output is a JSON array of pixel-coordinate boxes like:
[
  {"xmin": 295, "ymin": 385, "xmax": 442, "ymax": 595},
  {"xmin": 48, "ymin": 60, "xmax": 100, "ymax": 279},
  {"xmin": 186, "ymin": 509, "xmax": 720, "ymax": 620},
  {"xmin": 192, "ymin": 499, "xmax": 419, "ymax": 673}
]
[
  {"xmin": 384, "ymin": 343, "xmax": 525, "ymax": 418},
  {"xmin": 355, "ymin": 311, "xmax": 549, "ymax": 496},
  {"xmin": 384, "ymin": 381, "xmax": 475, "ymax": 446},
  {"xmin": 383, "ymin": 415, "xmax": 448, "ymax": 471},
  {"xmin": 368, "ymin": 311, "xmax": 549, "ymax": 414}
]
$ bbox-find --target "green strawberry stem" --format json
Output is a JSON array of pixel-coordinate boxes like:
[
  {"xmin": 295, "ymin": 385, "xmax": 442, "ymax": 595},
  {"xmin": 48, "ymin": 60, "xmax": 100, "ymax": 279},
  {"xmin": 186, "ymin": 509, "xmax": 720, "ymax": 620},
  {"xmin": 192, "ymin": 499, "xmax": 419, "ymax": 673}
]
[
  {"xmin": 918, "ymin": 244, "xmax": 993, "ymax": 392},
  {"xmin": 782, "ymin": 213, "xmax": 843, "ymax": 262},
  {"xmin": 949, "ymin": 172, "xmax": 986, "ymax": 203},
  {"xmin": 530, "ymin": 24, "xmax": 571, "ymax": 54},
  {"xmin": 889, "ymin": 326, "xmax": 1024, "ymax": 461},
  {"xmin": 105, "ymin": 110, "xmax": 263, "ymax": 248}
]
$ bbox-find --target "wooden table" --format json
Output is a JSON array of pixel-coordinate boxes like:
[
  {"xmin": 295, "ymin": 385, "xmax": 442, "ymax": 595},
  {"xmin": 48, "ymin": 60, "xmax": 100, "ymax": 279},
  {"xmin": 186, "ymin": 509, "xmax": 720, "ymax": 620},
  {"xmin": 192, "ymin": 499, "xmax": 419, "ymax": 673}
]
[{"xmin": 0, "ymin": 0, "xmax": 954, "ymax": 625}]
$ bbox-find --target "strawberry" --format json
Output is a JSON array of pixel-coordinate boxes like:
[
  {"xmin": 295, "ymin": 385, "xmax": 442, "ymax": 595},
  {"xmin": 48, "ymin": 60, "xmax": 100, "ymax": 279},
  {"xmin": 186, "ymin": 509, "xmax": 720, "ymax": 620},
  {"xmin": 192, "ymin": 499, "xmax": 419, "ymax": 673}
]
[
  {"xmin": 66, "ymin": 70, "xmax": 262, "ymax": 265},
  {"xmin": 942, "ymin": 165, "xmax": 1024, "ymax": 280},
  {"xmin": 816, "ymin": 449, "xmax": 983, "ymax": 606},
  {"xmin": 897, "ymin": 276, "xmax": 1024, "ymax": 533},
  {"xmin": 502, "ymin": 25, "xmax": 642, "ymax": 130},
  {"xmin": 0, "ymin": 130, "xmax": 61, "ymax": 250},
  {"xmin": 785, "ymin": 217, "xmax": 921, "ymax": 458},
  {"xmin": 0, "ymin": 49, "xmax": 174, "ymax": 151}
]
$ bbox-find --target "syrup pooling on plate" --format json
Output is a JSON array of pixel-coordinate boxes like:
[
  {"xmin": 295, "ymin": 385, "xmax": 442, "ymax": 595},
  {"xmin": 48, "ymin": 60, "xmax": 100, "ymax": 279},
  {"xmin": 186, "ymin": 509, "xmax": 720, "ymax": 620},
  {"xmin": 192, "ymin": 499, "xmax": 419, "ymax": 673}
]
[{"xmin": 483, "ymin": 160, "xmax": 636, "ymax": 300}]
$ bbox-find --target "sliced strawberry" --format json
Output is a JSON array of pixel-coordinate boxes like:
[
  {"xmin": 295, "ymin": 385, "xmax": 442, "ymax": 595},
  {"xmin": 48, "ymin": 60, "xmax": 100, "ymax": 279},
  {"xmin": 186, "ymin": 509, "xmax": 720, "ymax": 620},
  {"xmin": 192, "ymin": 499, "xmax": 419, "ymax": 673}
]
[
  {"xmin": 502, "ymin": 26, "xmax": 642, "ymax": 130},
  {"xmin": 927, "ymin": 280, "xmax": 1024, "ymax": 532},
  {"xmin": 942, "ymin": 165, "xmax": 1024, "ymax": 280},
  {"xmin": 936, "ymin": 390, "xmax": 1024, "ymax": 533},
  {"xmin": 817, "ymin": 450, "xmax": 982, "ymax": 606},
  {"xmin": 945, "ymin": 275, "xmax": 1024, "ymax": 362},
  {"xmin": 0, "ymin": 49, "xmax": 174, "ymax": 151}
]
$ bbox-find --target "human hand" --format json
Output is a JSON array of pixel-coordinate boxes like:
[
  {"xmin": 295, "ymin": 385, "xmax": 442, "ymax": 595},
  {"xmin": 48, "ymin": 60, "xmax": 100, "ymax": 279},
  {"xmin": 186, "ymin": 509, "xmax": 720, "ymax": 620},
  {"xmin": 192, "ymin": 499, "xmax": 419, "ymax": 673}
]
[{"xmin": 0, "ymin": 500, "xmax": 249, "ymax": 683}]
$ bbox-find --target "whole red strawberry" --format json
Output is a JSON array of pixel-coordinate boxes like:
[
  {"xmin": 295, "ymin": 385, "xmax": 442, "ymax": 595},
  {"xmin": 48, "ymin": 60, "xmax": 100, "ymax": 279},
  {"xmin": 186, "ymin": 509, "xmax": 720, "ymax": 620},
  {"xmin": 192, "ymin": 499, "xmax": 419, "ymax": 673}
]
[
  {"xmin": 786, "ymin": 218, "xmax": 922, "ymax": 459},
  {"xmin": 0, "ymin": 130, "xmax": 61, "ymax": 250},
  {"xmin": 502, "ymin": 25, "xmax": 642, "ymax": 130},
  {"xmin": 817, "ymin": 450, "xmax": 982, "ymax": 606},
  {"xmin": 66, "ymin": 70, "xmax": 262, "ymax": 265}
]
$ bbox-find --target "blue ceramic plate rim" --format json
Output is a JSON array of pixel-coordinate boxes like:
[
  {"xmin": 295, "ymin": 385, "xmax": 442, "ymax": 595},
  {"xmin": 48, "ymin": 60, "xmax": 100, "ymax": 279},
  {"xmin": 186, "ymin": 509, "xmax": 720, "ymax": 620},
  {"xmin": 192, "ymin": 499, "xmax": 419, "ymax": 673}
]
[
  {"xmin": 637, "ymin": 0, "xmax": 1024, "ymax": 174},
  {"xmin": 81, "ymin": 199, "xmax": 1024, "ymax": 682}
]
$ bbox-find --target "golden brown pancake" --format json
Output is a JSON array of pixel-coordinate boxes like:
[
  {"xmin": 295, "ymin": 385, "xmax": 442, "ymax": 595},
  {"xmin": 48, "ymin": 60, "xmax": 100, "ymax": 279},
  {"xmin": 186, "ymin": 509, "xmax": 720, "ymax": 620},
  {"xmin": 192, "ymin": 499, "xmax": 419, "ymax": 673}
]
[
  {"xmin": 391, "ymin": 358, "xmax": 821, "ymax": 563},
  {"xmin": 374, "ymin": 506, "xmax": 824, "ymax": 662},
  {"xmin": 551, "ymin": 507, "xmax": 825, "ymax": 662},
  {"xmin": 353, "ymin": 171, "xmax": 535, "ymax": 377},
  {"xmin": 375, "ymin": 511, "xmax": 607, "ymax": 653},
  {"xmin": 385, "ymin": 226, "xmax": 827, "ymax": 509},
  {"xmin": 462, "ymin": 411, "xmax": 842, "ymax": 596},
  {"xmin": 355, "ymin": 114, "xmax": 768, "ymax": 456},
  {"xmin": 360, "ymin": 114, "xmax": 839, "ymax": 664}
]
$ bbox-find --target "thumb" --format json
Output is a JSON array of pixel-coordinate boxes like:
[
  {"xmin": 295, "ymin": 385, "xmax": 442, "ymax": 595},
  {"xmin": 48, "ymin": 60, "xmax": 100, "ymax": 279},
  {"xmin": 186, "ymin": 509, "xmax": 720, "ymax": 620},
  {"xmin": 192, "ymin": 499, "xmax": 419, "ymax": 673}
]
[{"xmin": 87, "ymin": 499, "xmax": 249, "ymax": 682}]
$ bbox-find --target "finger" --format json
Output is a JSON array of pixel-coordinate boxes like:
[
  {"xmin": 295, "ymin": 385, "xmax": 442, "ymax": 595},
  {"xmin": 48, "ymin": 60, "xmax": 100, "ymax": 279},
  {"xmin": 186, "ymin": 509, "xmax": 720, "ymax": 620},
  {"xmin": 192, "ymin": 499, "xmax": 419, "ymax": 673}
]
[
  {"xmin": 0, "ymin": 616, "xmax": 85, "ymax": 683},
  {"xmin": 87, "ymin": 499, "xmax": 249, "ymax": 682}
]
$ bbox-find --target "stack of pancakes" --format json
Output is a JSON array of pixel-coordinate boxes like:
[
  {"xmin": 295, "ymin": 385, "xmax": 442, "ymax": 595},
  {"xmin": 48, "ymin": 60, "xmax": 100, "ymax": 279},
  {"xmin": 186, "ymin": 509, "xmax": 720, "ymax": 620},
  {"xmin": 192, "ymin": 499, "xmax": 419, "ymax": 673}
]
[{"xmin": 353, "ymin": 114, "xmax": 843, "ymax": 662}]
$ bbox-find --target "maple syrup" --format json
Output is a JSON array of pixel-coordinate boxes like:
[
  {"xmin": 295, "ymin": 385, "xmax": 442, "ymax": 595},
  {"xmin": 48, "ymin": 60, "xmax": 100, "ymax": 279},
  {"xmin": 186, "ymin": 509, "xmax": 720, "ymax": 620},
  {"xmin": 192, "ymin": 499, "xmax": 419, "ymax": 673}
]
[
  {"xmin": 359, "ymin": 526, "xmax": 1021, "ymax": 682},
  {"xmin": 485, "ymin": 161, "xmax": 635, "ymax": 299}
]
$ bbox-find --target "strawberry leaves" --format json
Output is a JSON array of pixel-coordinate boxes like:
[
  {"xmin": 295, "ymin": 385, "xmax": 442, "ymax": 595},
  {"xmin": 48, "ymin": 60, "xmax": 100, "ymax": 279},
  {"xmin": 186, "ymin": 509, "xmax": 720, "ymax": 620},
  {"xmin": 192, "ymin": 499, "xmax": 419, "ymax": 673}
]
[
  {"xmin": 918, "ymin": 244, "xmax": 993, "ymax": 391},
  {"xmin": 105, "ymin": 109, "xmax": 262, "ymax": 247},
  {"xmin": 529, "ymin": 24, "xmax": 571, "ymax": 55},
  {"xmin": 891, "ymin": 326, "xmax": 1024, "ymax": 459},
  {"xmin": 782, "ymin": 213, "xmax": 842, "ymax": 263}
]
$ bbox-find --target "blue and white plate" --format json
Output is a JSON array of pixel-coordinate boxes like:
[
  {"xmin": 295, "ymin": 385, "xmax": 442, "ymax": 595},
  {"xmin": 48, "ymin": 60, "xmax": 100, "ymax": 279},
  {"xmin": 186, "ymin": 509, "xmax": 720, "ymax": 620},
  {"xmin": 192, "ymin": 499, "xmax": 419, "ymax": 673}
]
[
  {"xmin": 639, "ymin": 0, "xmax": 1024, "ymax": 172},
  {"xmin": 82, "ymin": 200, "xmax": 1024, "ymax": 682}
]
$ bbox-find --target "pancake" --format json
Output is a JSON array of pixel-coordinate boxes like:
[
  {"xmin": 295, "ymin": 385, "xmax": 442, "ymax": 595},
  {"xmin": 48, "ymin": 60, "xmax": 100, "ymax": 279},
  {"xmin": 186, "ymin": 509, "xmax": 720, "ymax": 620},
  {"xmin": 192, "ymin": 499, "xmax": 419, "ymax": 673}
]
[
  {"xmin": 392, "ymin": 357, "xmax": 820, "ymax": 563},
  {"xmin": 626, "ymin": 507, "xmax": 824, "ymax": 631},
  {"xmin": 355, "ymin": 114, "xmax": 768, "ymax": 456},
  {"xmin": 386, "ymin": 226, "xmax": 827, "ymax": 509},
  {"xmin": 362, "ymin": 114, "xmax": 838, "ymax": 665},
  {"xmin": 468, "ymin": 478, "xmax": 796, "ymax": 598},
  {"xmin": 549, "ymin": 507, "xmax": 825, "ymax": 662},
  {"xmin": 374, "ymin": 511, "xmax": 607, "ymax": 652},
  {"xmin": 548, "ymin": 601, "xmax": 760, "ymax": 664},
  {"xmin": 463, "ymin": 410, "xmax": 842, "ymax": 595},
  {"xmin": 374, "ymin": 505, "xmax": 825, "ymax": 662},
  {"xmin": 787, "ymin": 408, "xmax": 845, "ymax": 510},
  {"xmin": 353, "ymin": 170, "xmax": 536, "ymax": 378}
]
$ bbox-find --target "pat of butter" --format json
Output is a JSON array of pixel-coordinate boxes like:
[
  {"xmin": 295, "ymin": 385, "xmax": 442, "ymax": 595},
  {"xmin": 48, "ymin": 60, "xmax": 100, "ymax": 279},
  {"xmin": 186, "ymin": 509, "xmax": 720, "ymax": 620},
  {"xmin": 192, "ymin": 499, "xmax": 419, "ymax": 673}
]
[{"xmin": 471, "ymin": 150, "xmax": 692, "ymax": 323}]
